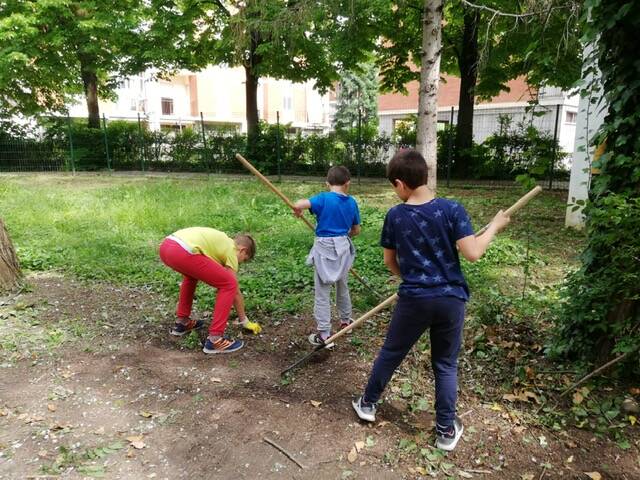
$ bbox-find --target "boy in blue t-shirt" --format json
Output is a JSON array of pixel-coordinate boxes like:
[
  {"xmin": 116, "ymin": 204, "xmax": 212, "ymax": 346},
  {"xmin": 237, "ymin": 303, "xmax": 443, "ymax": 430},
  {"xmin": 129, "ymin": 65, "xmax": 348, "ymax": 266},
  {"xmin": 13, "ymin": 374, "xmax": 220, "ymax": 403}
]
[
  {"xmin": 293, "ymin": 166, "xmax": 361, "ymax": 346},
  {"xmin": 351, "ymin": 149, "xmax": 510, "ymax": 451}
]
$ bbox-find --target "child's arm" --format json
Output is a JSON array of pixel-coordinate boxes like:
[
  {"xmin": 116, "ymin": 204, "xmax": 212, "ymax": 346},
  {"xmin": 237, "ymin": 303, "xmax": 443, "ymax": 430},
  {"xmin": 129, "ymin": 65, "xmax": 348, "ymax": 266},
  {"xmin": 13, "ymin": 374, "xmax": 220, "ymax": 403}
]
[
  {"xmin": 457, "ymin": 210, "xmax": 510, "ymax": 262},
  {"xmin": 349, "ymin": 224, "xmax": 361, "ymax": 237},
  {"xmin": 293, "ymin": 198, "xmax": 311, "ymax": 217},
  {"xmin": 234, "ymin": 290, "xmax": 247, "ymax": 320},
  {"xmin": 383, "ymin": 248, "xmax": 402, "ymax": 276}
]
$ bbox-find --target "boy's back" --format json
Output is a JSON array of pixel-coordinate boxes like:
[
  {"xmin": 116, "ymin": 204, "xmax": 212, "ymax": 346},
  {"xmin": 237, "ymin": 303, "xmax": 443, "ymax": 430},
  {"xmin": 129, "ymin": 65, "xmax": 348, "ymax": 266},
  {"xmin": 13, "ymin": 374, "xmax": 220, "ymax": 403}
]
[
  {"xmin": 310, "ymin": 191, "xmax": 360, "ymax": 237},
  {"xmin": 381, "ymin": 198, "xmax": 474, "ymax": 300}
]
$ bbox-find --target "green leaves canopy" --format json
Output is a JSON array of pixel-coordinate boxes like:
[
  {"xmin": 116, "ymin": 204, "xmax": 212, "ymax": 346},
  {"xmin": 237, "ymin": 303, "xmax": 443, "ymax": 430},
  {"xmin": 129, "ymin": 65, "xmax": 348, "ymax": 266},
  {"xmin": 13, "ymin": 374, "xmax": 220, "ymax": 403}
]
[{"xmin": 0, "ymin": 0, "xmax": 144, "ymax": 117}]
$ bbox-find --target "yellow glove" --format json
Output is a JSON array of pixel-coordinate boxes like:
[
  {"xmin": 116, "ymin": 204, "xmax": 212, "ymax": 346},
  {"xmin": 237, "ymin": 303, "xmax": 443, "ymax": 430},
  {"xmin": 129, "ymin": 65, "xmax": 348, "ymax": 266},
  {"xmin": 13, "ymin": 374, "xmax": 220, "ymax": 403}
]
[{"xmin": 240, "ymin": 318, "xmax": 262, "ymax": 334}]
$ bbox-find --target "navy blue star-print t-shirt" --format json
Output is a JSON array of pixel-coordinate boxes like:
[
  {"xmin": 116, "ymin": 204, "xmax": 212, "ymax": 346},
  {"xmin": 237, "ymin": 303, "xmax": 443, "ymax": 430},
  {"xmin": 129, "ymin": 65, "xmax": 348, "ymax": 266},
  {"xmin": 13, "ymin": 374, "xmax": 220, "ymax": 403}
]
[{"xmin": 380, "ymin": 198, "xmax": 475, "ymax": 301}]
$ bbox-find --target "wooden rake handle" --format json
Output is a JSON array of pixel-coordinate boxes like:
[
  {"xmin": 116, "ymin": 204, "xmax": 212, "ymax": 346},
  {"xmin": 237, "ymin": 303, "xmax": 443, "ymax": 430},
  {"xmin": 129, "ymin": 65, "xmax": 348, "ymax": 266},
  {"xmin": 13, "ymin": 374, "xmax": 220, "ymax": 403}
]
[
  {"xmin": 475, "ymin": 186, "xmax": 542, "ymax": 236},
  {"xmin": 235, "ymin": 153, "xmax": 315, "ymax": 231},
  {"xmin": 324, "ymin": 293, "xmax": 398, "ymax": 345}
]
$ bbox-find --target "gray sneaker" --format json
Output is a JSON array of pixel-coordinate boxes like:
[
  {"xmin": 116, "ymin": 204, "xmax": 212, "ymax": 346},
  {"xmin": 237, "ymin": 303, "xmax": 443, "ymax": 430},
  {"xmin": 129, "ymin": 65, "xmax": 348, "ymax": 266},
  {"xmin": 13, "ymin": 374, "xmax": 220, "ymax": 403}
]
[
  {"xmin": 435, "ymin": 416, "xmax": 464, "ymax": 451},
  {"xmin": 352, "ymin": 396, "xmax": 376, "ymax": 422}
]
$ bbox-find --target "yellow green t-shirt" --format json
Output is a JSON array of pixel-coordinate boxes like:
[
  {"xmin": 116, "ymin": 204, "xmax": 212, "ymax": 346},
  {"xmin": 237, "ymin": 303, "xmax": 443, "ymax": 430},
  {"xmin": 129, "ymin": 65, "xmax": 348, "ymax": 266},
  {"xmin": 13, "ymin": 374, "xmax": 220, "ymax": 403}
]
[{"xmin": 172, "ymin": 227, "xmax": 238, "ymax": 272}]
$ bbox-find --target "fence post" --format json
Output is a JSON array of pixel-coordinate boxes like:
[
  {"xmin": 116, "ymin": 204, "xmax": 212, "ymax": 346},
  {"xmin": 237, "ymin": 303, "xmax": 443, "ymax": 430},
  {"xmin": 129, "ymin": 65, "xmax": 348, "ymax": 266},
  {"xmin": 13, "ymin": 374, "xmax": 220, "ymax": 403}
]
[
  {"xmin": 199, "ymin": 112, "xmax": 209, "ymax": 173},
  {"xmin": 137, "ymin": 113, "xmax": 145, "ymax": 172},
  {"xmin": 66, "ymin": 114, "xmax": 76, "ymax": 174},
  {"xmin": 447, "ymin": 106, "xmax": 454, "ymax": 188},
  {"xmin": 101, "ymin": 114, "xmax": 111, "ymax": 171},
  {"xmin": 276, "ymin": 110, "xmax": 281, "ymax": 182},
  {"xmin": 357, "ymin": 104, "xmax": 362, "ymax": 185},
  {"xmin": 549, "ymin": 104, "xmax": 560, "ymax": 190}
]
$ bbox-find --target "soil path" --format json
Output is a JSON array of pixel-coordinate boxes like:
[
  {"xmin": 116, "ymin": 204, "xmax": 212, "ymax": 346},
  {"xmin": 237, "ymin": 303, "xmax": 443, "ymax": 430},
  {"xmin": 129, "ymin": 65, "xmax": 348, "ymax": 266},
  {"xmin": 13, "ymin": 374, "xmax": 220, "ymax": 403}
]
[{"xmin": 0, "ymin": 274, "xmax": 637, "ymax": 479}]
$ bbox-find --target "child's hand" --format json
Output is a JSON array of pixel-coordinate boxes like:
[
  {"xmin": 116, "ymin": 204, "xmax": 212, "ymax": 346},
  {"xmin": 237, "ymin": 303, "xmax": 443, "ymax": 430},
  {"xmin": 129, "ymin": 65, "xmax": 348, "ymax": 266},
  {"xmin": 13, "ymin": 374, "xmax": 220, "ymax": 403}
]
[
  {"xmin": 239, "ymin": 317, "xmax": 262, "ymax": 334},
  {"xmin": 492, "ymin": 210, "xmax": 511, "ymax": 232},
  {"xmin": 292, "ymin": 207, "xmax": 303, "ymax": 218}
]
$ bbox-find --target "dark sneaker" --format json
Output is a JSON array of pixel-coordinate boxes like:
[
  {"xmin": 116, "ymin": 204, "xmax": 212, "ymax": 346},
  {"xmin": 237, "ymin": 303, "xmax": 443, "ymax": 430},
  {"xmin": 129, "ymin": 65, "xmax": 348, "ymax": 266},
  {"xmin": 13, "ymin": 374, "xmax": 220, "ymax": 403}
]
[
  {"xmin": 170, "ymin": 319, "xmax": 204, "ymax": 337},
  {"xmin": 352, "ymin": 396, "xmax": 376, "ymax": 422},
  {"xmin": 308, "ymin": 333, "xmax": 334, "ymax": 349},
  {"xmin": 435, "ymin": 416, "xmax": 464, "ymax": 451},
  {"xmin": 202, "ymin": 337, "xmax": 244, "ymax": 354}
]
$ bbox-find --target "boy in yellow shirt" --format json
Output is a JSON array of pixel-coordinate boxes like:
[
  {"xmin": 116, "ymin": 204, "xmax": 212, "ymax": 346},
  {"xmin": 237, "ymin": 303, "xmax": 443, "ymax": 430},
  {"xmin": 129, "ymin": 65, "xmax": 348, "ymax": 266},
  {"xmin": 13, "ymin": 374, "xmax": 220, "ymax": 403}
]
[{"xmin": 159, "ymin": 227, "xmax": 260, "ymax": 354}]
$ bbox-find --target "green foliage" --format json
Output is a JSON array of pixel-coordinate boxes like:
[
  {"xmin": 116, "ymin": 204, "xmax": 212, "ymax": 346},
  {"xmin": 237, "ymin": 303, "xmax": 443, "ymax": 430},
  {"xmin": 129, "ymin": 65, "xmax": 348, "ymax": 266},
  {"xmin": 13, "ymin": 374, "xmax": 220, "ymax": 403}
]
[
  {"xmin": 377, "ymin": 1, "xmax": 581, "ymax": 95},
  {"xmin": 333, "ymin": 61, "xmax": 379, "ymax": 132},
  {"xmin": 471, "ymin": 115, "xmax": 569, "ymax": 180},
  {"xmin": 0, "ymin": 0, "xmax": 144, "ymax": 118},
  {"xmin": 553, "ymin": 0, "xmax": 640, "ymax": 366}
]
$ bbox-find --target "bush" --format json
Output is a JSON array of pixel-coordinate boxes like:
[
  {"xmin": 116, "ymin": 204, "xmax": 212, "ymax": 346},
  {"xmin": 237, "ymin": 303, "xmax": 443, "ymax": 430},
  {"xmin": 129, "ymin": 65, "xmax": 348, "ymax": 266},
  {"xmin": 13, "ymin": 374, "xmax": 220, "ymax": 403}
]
[{"xmin": 471, "ymin": 116, "xmax": 569, "ymax": 180}]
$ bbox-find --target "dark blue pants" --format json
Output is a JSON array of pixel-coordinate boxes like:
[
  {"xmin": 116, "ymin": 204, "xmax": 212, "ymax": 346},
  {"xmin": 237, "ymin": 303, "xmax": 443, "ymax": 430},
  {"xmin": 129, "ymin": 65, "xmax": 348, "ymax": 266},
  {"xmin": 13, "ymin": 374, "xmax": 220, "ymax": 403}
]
[{"xmin": 363, "ymin": 295, "xmax": 465, "ymax": 428}]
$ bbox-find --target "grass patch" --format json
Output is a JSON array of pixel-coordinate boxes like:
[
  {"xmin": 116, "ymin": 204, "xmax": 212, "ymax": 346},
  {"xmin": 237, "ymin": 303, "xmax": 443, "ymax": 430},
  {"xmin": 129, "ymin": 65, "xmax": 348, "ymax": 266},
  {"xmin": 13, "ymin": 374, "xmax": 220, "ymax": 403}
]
[{"xmin": 0, "ymin": 174, "xmax": 584, "ymax": 323}]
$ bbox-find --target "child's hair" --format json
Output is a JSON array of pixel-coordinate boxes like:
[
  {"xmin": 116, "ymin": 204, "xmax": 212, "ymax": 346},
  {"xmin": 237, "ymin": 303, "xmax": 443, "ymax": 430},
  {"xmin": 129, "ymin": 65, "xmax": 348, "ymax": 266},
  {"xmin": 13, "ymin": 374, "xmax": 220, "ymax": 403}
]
[
  {"xmin": 234, "ymin": 234, "xmax": 256, "ymax": 260},
  {"xmin": 386, "ymin": 148, "xmax": 428, "ymax": 189},
  {"xmin": 327, "ymin": 165, "xmax": 351, "ymax": 186}
]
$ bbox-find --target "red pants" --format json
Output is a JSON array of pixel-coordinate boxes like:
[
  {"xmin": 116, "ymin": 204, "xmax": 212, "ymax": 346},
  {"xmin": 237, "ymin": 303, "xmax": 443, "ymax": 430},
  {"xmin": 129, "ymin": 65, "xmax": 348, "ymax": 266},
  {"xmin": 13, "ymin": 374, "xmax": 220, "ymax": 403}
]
[{"xmin": 159, "ymin": 238, "xmax": 238, "ymax": 336}]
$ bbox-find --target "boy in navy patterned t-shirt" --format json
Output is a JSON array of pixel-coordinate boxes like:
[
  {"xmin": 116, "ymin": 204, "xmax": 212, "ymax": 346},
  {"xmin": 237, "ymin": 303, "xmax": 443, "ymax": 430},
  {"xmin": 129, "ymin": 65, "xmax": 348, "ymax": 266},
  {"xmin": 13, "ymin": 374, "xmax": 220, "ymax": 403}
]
[{"xmin": 351, "ymin": 149, "xmax": 510, "ymax": 451}]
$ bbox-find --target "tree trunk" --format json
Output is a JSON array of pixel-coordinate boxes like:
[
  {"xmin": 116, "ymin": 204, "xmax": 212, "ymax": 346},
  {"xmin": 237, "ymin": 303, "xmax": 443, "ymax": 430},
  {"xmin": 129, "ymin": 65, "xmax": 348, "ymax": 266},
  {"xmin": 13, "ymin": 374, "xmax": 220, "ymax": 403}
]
[
  {"xmin": 0, "ymin": 218, "xmax": 21, "ymax": 293},
  {"xmin": 245, "ymin": 65, "xmax": 260, "ymax": 141},
  {"xmin": 416, "ymin": 0, "xmax": 443, "ymax": 191},
  {"xmin": 79, "ymin": 54, "xmax": 100, "ymax": 129},
  {"xmin": 455, "ymin": 8, "xmax": 480, "ymax": 178}
]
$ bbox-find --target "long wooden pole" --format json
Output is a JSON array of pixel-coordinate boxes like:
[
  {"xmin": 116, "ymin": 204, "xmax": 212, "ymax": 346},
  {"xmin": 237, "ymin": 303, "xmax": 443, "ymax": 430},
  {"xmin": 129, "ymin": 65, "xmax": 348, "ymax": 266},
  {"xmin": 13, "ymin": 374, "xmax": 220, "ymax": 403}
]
[
  {"xmin": 281, "ymin": 293, "xmax": 398, "ymax": 375},
  {"xmin": 235, "ymin": 153, "xmax": 381, "ymax": 296}
]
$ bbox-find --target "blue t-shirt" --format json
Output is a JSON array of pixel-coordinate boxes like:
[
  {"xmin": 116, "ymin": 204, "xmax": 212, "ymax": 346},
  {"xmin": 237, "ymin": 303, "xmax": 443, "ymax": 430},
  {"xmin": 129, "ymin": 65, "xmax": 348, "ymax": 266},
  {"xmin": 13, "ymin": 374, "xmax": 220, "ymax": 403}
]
[
  {"xmin": 309, "ymin": 191, "xmax": 361, "ymax": 237},
  {"xmin": 380, "ymin": 198, "xmax": 474, "ymax": 301}
]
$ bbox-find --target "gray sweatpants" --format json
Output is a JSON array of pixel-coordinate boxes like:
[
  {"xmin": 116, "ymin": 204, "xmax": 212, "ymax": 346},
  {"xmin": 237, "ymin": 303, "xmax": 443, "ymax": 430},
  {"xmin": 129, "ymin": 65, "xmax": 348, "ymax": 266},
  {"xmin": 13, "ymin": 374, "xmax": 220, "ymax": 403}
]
[{"xmin": 314, "ymin": 269, "xmax": 352, "ymax": 337}]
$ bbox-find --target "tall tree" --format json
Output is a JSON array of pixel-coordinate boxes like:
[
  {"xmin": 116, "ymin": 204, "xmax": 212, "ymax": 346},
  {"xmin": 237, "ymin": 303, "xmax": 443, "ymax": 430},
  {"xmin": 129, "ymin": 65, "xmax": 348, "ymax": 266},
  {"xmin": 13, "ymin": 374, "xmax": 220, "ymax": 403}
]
[
  {"xmin": 416, "ymin": 0, "xmax": 443, "ymax": 190},
  {"xmin": 0, "ymin": 1, "xmax": 144, "ymax": 128},
  {"xmin": 333, "ymin": 62, "xmax": 379, "ymax": 132},
  {"xmin": 146, "ymin": 0, "xmax": 380, "ymax": 149},
  {"xmin": 0, "ymin": 219, "xmax": 20, "ymax": 293},
  {"xmin": 377, "ymin": 0, "xmax": 582, "ymax": 177}
]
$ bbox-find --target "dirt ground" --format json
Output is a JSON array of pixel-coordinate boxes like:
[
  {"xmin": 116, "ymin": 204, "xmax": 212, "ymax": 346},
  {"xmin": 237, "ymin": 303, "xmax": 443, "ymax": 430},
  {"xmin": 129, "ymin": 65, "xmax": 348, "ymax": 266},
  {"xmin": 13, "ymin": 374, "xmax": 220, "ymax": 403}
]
[{"xmin": 1, "ymin": 274, "xmax": 638, "ymax": 479}]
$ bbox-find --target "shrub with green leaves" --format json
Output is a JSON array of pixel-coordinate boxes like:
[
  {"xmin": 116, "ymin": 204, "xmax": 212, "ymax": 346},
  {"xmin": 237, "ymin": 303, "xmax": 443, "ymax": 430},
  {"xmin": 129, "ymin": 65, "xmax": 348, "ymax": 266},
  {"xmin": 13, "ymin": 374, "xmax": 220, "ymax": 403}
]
[{"xmin": 552, "ymin": 0, "xmax": 640, "ymax": 367}]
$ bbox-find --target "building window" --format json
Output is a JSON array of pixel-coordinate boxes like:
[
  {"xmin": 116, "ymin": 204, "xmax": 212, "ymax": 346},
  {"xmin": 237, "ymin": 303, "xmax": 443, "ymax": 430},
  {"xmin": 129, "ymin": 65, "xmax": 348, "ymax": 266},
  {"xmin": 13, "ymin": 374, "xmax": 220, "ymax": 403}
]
[
  {"xmin": 565, "ymin": 111, "xmax": 577, "ymax": 124},
  {"xmin": 161, "ymin": 97, "xmax": 174, "ymax": 115},
  {"xmin": 130, "ymin": 99, "xmax": 137, "ymax": 111},
  {"xmin": 283, "ymin": 95, "xmax": 293, "ymax": 111}
]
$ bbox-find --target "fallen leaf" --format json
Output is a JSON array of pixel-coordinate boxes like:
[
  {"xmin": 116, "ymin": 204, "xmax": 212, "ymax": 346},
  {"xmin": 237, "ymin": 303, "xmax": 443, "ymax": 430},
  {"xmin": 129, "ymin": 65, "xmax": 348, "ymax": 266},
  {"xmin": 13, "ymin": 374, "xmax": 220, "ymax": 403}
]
[
  {"xmin": 93, "ymin": 427, "xmax": 105, "ymax": 435},
  {"xmin": 211, "ymin": 377, "xmax": 222, "ymax": 383},
  {"xmin": 0, "ymin": 408, "xmax": 7, "ymax": 417},
  {"xmin": 139, "ymin": 411, "xmax": 153, "ymax": 418},
  {"xmin": 584, "ymin": 473, "xmax": 602, "ymax": 480},
  {"xmin": 127, "ymin": 435, "xmax": 146, "ymax": 448},
  {"xmin": 347, "ymin": 447, "xmax": 357, "ymax": 463},
  {"xmin": 310, "ymin": 400, "xmax": 322, "ymax": 408},
  {"xmin": 354, "ymin": 441, "xmax": 365, "ymax": 452},
  {"xmin": 490, "ymin": 403, "xmax": 503, "ymax": 412},
  {"xmin": 629, "ymin": 415, "xmax": 637, "ymax": 426},
  {"xmin": 565, "ymin": 455, "xmax": 574, "ymax": 464},
  {"xmin": 415, "ymin": 466, "xmax": 427, "ymax": 475},
  {"xmin": 538, "ymin": 435, "xmax": 548, "ymax": 447},
  {"xmin": 573, "ymin": 391, "xmax": 584, "ymax": 405},
  {"xmin": 47, "ymin": 404, "xmax": 57, "ymax": 412},
  {"xmin": 377, "ymin": 420, "xmax": 390, "ymax": 427},
  {"xmin": 458, "ymin": 471, "xmax": 473, "ymax": 478},
  {"xmin": 521, "ymin": 474, "xmax": 534, "ymax": 480},
  {"xmin": 126, "ymin": 448, "xmax": 135, "ymax": 458}
]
